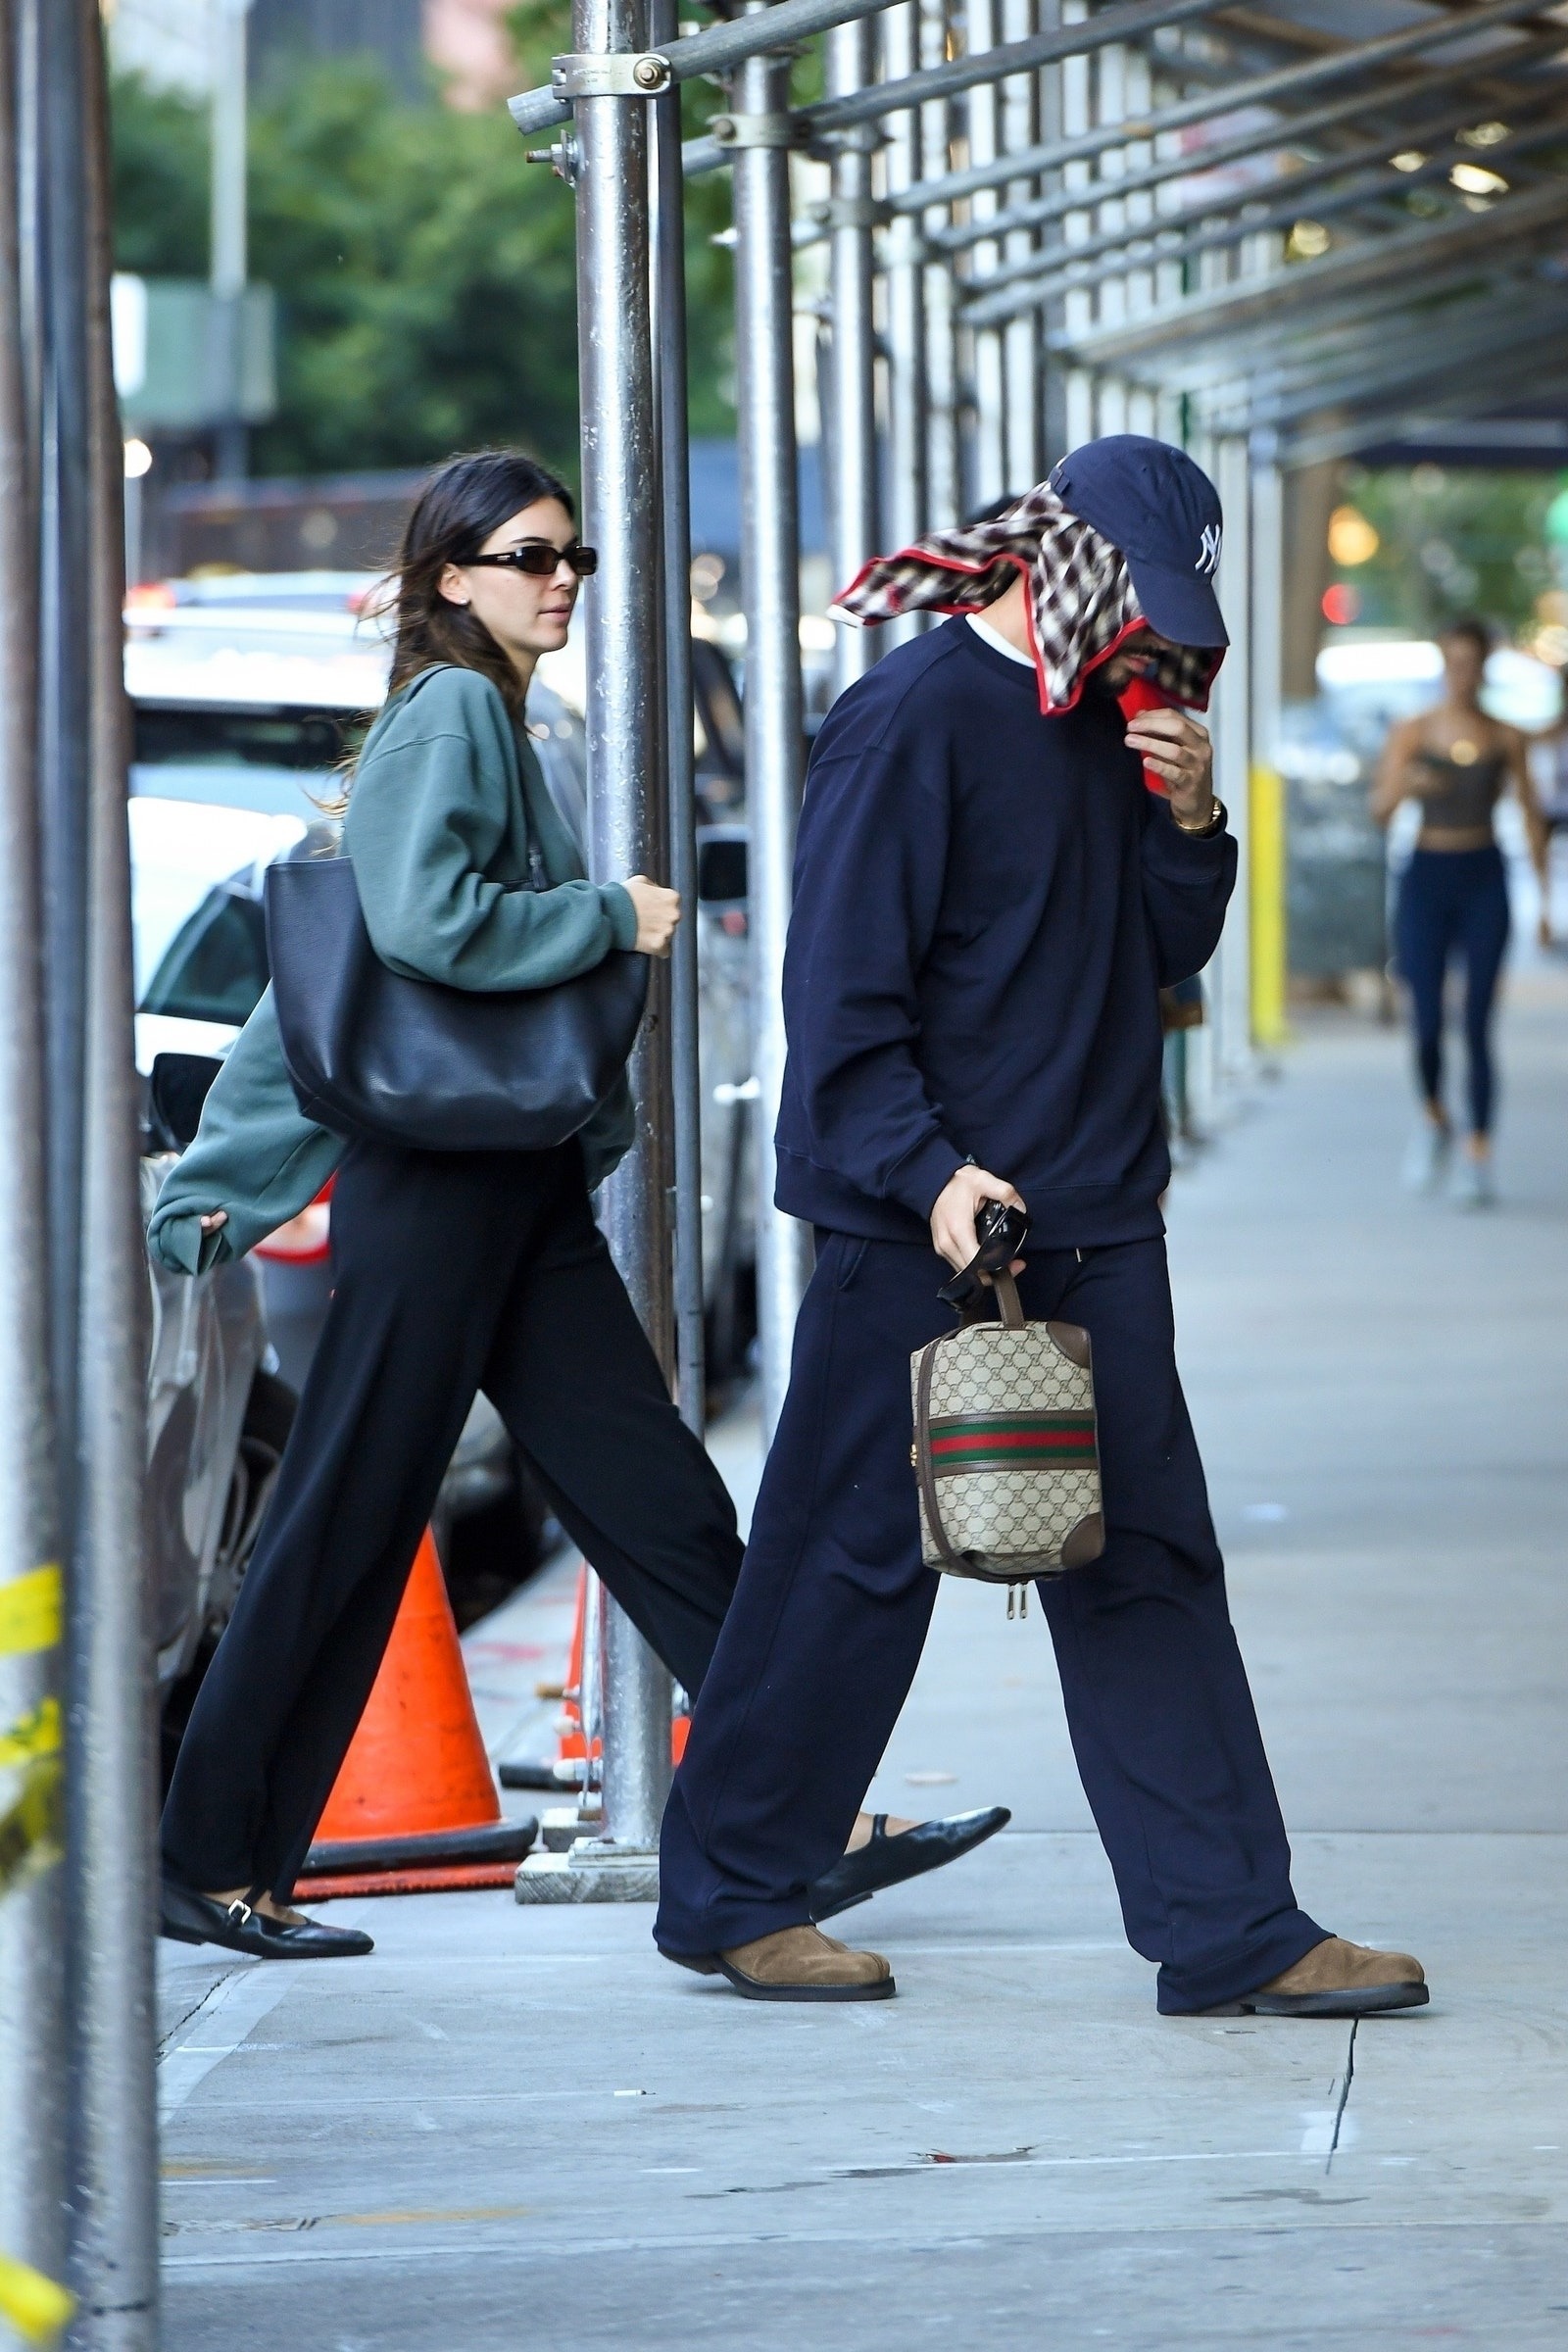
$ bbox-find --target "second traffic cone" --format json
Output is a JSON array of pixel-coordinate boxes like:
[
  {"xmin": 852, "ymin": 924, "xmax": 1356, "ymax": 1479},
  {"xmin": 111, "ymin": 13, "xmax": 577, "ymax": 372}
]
[
  {"xmin": 497, "ymin": 1558, "xmax": 689, "ymax": 1790},
  {"xmin": 293, "ymin": 1528, "xmax": 538, "ymax": 1900}
]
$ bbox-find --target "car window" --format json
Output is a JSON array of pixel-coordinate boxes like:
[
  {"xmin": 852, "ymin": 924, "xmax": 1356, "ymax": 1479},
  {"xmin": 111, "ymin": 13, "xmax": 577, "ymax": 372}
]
[
  {"xmin": 141, "ymin": 881, "xmax": 271, "ymax": 1028},
  {"xmin": 130, "ymin": 703, "xmax": 365, "ymax": 820},
  {"xmin": 134, "ymin": 705, "xmax": 357, "ymax": 769}
]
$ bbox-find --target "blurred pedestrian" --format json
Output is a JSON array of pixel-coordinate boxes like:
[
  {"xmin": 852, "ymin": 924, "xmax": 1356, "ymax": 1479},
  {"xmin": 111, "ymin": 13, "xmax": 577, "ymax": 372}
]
[
  {"xmin": 148, "ymin": 450, "xmax": 1004, "ymax": 1960},
  {"xmin": 1372, "ymin": 615, "xmax": 1547, "ymax": 1206},
  {"xmin": 655, "ymin": 438, "xmax": 1428, "ymax": 2018},
  {"xmin": 1525, "ymin": 658, "xmax": 1568, "ymax": 941}
]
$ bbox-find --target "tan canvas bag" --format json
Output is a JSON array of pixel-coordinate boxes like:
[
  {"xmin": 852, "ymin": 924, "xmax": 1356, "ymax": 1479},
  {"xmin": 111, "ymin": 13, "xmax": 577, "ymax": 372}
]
[{"xmin": 909, "ymin": 1266, "xmax": 1104, "ymax": 1592}]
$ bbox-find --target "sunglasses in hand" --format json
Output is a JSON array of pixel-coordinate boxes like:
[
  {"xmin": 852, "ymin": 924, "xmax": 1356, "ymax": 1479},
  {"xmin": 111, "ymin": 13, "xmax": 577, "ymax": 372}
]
[{"xmin": 466, "ymin": 541, "xmax": 600, "ymax": 579}]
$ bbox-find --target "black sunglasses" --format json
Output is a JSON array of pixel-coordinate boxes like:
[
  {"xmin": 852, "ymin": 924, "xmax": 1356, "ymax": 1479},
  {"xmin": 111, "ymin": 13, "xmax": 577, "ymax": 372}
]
[{"xmin": 466, "ymin": 540, "xmax": 599, "ymax": 579}]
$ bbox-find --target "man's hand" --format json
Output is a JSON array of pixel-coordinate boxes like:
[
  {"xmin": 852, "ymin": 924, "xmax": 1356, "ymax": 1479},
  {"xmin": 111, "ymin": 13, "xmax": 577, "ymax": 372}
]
[
  {"xmin": 1124, "ymin": 706, "xmax": 1216, "ymax": 828},
  {"xmin": 930, "ymin": 1164, "xmax": 1027, "ymax": 1276}
]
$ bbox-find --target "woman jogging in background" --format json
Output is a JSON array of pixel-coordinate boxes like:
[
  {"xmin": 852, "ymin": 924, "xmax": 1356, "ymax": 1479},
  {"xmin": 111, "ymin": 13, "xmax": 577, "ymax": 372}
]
[
  {"xmin": 1373, "ymin": 615, "xmax": 1547, "ymax": 1206},
  {"xmin": 148, "ymin": 449, "xmax": 1005, "ymax": 1961}
]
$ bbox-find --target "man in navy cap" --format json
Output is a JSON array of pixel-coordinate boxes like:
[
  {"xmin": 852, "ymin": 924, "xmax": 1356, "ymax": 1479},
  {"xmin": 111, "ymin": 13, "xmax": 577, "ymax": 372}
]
[{"xmin": 654, "ymin": 437, "xmax": 1428, "ymax": 2016}]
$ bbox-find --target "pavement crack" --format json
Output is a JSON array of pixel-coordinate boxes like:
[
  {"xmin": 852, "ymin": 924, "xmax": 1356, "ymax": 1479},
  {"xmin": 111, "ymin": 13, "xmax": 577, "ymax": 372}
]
[
  {"xmin": 1324, "ymin": 2018, "xmax": 1358, "ymax": 2174},
  {"xmin": 157, "ymin": 1966, "xmax": 242, "ymax": 2064}
]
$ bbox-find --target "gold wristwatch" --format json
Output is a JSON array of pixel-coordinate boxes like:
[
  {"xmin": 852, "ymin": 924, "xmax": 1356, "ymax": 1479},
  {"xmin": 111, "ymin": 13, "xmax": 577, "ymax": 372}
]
[{"xmin": 1172, "ymin": 796, "xmax": 1226, "ymax": 838}]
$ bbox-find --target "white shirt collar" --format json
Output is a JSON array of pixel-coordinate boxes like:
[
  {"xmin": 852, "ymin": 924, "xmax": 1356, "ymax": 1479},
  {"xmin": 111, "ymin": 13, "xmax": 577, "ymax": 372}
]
[{"xmin": 966, "ymin": 612, "xmax": 1035, "ymax": 668}]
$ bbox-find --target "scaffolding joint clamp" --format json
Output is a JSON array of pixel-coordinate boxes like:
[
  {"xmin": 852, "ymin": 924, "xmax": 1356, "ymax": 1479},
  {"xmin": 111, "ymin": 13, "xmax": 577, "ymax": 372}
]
[
  {"xmin": 709, "ymin": 111, "xmax": 798, "ymax": 150},
  {"xmin": 551, "ymin": 50, "xmax": 673, "ymax": 99},
  {"xmin": 815, "ymin": 194, "xmax": 888, "ymax": 230}
]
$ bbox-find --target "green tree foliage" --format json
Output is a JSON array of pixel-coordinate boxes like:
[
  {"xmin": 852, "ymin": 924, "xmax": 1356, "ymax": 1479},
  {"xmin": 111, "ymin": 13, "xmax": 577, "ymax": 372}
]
[
  {"xmin": 249, "ymin": 60, "xmax": 583, "ymax": 477},
  {"xmin": 111, "ymin": 71, "xmax": 208, "ymax": 275},
  {"xmin": 110, "ymin": 37, "xmax": 738, "ymax": 476},
  {"xmin": 1330, "ymin": 466, "xmax": 1562, "ymax": 642}
]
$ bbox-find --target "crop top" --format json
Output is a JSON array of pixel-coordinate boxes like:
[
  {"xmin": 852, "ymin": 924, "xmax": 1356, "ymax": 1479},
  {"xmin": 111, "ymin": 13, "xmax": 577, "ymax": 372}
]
[{"xmin": 1409, "ymin": 742, "xmax": 1506, "ymax": 833}]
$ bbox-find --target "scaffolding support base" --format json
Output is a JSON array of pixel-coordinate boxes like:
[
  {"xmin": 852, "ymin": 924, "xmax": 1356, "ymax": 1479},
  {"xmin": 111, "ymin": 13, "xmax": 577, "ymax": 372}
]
[{"xmin": 514, "ymin": 1842, "xmax": 661, "ymax": 1904}]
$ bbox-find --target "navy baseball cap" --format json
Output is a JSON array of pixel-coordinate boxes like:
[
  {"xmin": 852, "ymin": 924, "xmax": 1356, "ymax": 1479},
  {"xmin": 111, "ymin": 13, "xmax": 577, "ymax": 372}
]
[{"xmin": 1048, "ymin": 434, "xmax": 1229, "ymax": 651}]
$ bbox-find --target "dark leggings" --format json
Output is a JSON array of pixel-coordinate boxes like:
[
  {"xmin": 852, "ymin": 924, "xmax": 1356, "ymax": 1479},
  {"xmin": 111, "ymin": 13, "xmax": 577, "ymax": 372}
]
[{"xmin": 1395, "ymin": 846, "xmax": 1510, "ymax": 1136}]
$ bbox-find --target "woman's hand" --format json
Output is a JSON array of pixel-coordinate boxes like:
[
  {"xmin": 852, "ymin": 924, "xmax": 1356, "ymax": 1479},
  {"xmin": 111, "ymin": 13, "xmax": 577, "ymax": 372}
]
[
  {"xmin": 1124, "ymin": 707, "xmax": 1216, "ymax": 826},
  {"xmin": 623, "ymin": 876, "xmax": 680, "ymax": 957},
  {"xmin": 198, "ymin": 1211, "xmax": 228, "ymax": 1235},
  {"xmin": 930, "ymin": 1164, "xmax": 1027, "ymax": 1276}
]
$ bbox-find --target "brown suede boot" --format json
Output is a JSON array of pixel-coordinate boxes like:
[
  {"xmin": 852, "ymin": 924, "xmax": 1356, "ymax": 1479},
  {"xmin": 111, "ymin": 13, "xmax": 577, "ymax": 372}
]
[
  {"xmin": 1232, "ymin": 1935, "xmax": 1429, "ymax": 2018},
  {"xmin": 713, "ymin": 1924, "xmax": 896, "ymax": 2002}
]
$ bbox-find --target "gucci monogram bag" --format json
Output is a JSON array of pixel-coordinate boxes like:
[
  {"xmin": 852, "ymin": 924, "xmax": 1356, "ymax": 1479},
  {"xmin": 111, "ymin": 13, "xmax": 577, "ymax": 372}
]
[{"xmin": 909, "ymin": 1267, "xmax": 1104, "ymax": 1583}]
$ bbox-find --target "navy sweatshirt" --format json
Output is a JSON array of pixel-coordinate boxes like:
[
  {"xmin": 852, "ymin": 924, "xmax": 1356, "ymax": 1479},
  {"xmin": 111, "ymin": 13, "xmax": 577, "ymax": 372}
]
[{"xmin": 774, "ymin": 616, "xmax": 1237, "ymax": 1249}]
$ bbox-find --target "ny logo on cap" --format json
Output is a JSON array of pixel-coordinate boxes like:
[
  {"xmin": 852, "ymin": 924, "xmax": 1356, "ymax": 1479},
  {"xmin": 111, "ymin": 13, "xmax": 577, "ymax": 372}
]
[{"xmin": 1196, "ymin": 523, "xmax": 1222, "ymax": 576}]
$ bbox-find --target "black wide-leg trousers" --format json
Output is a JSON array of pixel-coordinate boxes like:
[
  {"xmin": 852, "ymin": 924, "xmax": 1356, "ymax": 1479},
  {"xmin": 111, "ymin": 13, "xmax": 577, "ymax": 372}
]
[
  {"xmin": 161, "ymin": 1140, "xmax": 745, "ymax": 1902},
  {"xmin": 656, "ymin": 1232, "xmax": 1325, "ymax": 2013}
]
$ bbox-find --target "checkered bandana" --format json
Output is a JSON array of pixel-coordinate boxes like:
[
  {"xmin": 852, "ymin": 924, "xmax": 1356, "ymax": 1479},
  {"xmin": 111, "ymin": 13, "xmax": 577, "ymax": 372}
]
[{"xmin": 830, "ymin": 482, "xmax": 1223, "ymax": 715}]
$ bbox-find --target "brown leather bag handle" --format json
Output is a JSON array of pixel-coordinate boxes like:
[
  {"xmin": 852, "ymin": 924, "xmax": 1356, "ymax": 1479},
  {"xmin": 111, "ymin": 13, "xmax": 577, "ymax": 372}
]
[{"xmin": 991, "ymin": 1268, "xmax": 1025, "ymax": 1330}]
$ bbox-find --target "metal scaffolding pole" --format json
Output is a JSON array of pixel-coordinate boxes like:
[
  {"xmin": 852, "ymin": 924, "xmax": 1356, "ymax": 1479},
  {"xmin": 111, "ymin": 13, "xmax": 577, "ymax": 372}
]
[
  {"xmin": 650, "ymin": 0, "xmax": 707, "ymax": 1444},
  {"xmin": 0, "ymin": 0, "xmax": 69, "ymax": 2338},
  {"xmin": 962, "ymin": 98, "xmax": 1568, "ymax": 324},
  {"xmin": 69, "ymin": 5, "xmax": 158, "ymax": 2335},
  {"xmin": 800, "ymin": 0, "xmax": 1212, "ymax": 140},
  {"xmin": 1210, "ymin": 432, "xmax": 1252, "ymax": 1087},
  {"xmin": 1054, "ymin": 173, "xmax": 1568, "ymax": 370},
  {"xmin": 965, "ymin": 0, "xmax": 1005, "ymax": 507},
  {"xmin": 30, "ymin": 0, "xmax": 91, "ymax": 1547},
  {"xmin": 514, "ymin": 0, "xmax": 905, "ymax": 135},
  {"xmin": 209, "ymin": 0, "xmax": 250, "ymax": 480},
  {"xmin": 926, "ymin": 31, "xmax": 1568, "ymax": 262},
  {"xmin": 880, "ymin": 0, "xmax": 927, "ymax": 641},
  {"xmin": 561, "ymin": 0, "xmax": 673, "ymax": 1871},
  {"xmin": 1000, "ymin": 0, "xmax": 1041, "ymax": 493},
  {"xmin": 826, "ymin": 13, "xmax": 879, "ymax": 694},
  {"xmin": 1059, "ymin": 0, "xmax": 1094, "ymax": 456},
  {"xmin": 734, "ymin": 1, "xmax": 810, "ymax": 1444},
  {"xmin": 883, "ymin": 0, "xmax": 1547, "ymax": 216},
  {"xmin": 920, "ymin": 0, "xmax": 960, "ymax": 528}
]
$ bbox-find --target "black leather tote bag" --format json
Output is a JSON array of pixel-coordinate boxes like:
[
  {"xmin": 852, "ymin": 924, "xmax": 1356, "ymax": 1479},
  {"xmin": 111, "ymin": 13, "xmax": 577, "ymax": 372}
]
[{"xmin": 265, "ymin": 856, "xmax": 648, "ymax": 1152}]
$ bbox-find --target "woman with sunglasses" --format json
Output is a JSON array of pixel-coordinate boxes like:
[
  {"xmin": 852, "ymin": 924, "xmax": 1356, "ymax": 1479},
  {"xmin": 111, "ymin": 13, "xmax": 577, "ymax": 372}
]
[
  {"xmin": 147, "ymin": 450, "xmax": 750, "ymax": 1956},
  {"xmin": 150, "ymin": 449, "xmax": 1005, "ymax": 1958}
]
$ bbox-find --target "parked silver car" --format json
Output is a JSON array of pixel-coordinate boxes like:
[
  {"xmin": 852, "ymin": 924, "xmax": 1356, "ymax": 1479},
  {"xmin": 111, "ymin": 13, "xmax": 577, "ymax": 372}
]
[{"xmin": 140, "ymin": 1057, "xmax": 296, "ymax": 1779}]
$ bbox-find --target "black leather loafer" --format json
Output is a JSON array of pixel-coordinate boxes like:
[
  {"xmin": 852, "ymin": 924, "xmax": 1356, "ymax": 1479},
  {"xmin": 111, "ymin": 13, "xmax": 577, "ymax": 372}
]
[
  {"xmin": 808, "ymin": 1805, "xmax": 1011, "ymax": 1923},
  {"xmin": 160, "ymin": 1879, "xmax": 372, "ymax": 1960},
  {"xmin": 161, "ymin": 1880, "xmax": 276, "ymax": 1957},
  {"xmin": 253, "ymin": 1912, "xmax": 374, "ymax": 1960}
]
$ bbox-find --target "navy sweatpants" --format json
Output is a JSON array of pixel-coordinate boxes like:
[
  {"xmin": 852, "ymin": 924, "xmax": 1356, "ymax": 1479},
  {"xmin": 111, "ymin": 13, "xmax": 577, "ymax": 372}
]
[
  {"xmin": 655, "ymin": 1232, "xmax": 1325, "ymax": 2013},
  {"xmin": 1395, "ymin": 845, "xmax": 1510, "ymax": 1135}
]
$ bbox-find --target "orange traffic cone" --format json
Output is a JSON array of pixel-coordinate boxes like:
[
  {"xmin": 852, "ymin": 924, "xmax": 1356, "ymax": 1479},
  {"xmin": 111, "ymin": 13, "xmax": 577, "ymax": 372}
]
[
  {"xmin": 292, "ymin": 1529, "xmax": 538, "ymax": 1900},
  {"xmin": 497, "ymin": 1558, "xmax": 689, "ymax": 1791}
]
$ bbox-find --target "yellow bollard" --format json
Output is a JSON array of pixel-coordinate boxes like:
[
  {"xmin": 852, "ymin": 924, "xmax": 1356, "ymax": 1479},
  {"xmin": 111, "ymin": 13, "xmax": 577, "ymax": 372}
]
[
  {"xmin": 0, "ymin": 2254, "xmax": 74, "ymax": 2347},
  {"xmin": 1250, "ymin": 763, "xmax": 1289, "ymax": 1049}
]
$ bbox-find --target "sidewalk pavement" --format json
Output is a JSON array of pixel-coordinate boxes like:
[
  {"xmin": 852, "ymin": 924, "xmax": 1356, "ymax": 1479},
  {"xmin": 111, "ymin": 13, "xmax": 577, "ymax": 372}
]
[{"xmin": 157, "ymin": 976, "xmax": 1568, "ymax": 2350}]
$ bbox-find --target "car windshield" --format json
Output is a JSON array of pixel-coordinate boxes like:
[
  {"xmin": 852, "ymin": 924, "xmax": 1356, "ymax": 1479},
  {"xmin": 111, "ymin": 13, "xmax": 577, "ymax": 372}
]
[{"xmin": 141, "ymin": 878, "xmax": 271, "ymax": 1027}]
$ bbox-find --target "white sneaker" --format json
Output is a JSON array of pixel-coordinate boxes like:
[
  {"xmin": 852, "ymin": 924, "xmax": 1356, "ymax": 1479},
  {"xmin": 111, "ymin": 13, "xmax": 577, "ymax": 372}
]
[
  {"xmin": 1451, "ymin": 1153, "xmax": 1495, "ymax": 1209},
  {"xmin": 1401, "ymin": 1123, "xmax": 1451, "ymax": 1194}
]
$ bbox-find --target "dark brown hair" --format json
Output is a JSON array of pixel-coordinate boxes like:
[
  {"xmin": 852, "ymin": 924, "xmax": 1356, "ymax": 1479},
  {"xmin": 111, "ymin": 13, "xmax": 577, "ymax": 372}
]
[
  {"xmin": 379, "ymin": 448, "xmax": 576, "ymax": 712},
  {"xmin": 1438, "ymin": 613, "xmax": 1492, "ymax": 662}
]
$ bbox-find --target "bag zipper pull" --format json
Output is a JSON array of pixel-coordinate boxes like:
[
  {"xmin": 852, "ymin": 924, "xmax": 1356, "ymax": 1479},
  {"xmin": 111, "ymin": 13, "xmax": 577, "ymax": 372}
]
[{"xmin": 1006, "ymin": 1585, "xmax": 1015, "ymax": 1621}]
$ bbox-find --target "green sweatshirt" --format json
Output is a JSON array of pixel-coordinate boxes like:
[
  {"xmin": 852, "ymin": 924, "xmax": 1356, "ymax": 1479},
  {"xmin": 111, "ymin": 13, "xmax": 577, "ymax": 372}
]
[{"xmin": 147, "ymin": 663, "xmax": 640, "ymax": 1276}]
